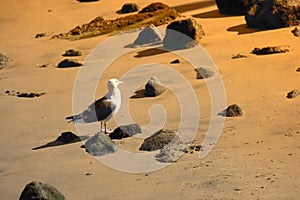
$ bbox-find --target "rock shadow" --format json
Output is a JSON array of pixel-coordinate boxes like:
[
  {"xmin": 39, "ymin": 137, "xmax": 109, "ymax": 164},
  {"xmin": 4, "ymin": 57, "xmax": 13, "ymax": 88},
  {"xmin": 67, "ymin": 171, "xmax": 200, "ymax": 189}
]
[
  {"xmin": 134, "ymin": 48, "xmax": 169, "ymax": 58},
  {"xmin": 227, "ymin": 24, "xmax": 262, "ymax": 35},
  {"xmin": 130, "ymin": 89, "xmax": 146, "ymax": 99},
  {"xmin": 172, "ymin": 1, "xmax": 215, "ymax": 13},
  {"xmin": 32, "ymin": 131, "xmax": 89, "ymax": 150},
  {"xmin": 192, "ymin": 9, "xmax": 231, "ymax": 18}
]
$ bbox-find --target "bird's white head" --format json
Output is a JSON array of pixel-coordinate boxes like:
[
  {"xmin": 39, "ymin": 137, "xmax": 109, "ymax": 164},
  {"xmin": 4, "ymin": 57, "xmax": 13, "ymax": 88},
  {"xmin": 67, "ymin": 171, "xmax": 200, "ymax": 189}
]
[{"xmin": 107, "ymin": 78, "xmax": 123, "ymax": 92}]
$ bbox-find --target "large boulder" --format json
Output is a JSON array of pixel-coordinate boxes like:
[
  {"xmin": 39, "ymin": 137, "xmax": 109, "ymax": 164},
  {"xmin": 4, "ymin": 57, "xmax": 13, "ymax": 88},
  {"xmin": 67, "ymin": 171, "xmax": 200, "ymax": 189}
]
[
  {"xmin": 133, "ymin": 24, "xmax": 163, "ymax": 46},
  {"xmin": 245, "ymin": 0, "xmax": 300, "ymax": 29},
  {"xmin": 120, "ymin": 3, "xmax": 140, "ymax": 13},
  {"xmin": 19, "ymin": 181, "xmax": 65, "ymax": 200},
  {"xmin": 215, "ymin": 0, "xmax": 246, "ymax": 15},
  {"xmin": 139, "ymin": 129, "xmax": 176, "ymax": 151},
  {"xmin": 144, "ymin": 77, "xmax": 166, "ymax": 97},
  {"xmin": 163, "ymin": 17, "xmax": 205, "ymax": 50},
  {"xmin": 109, "ymin": 123, "xmax": 142, "ymax": 139}
]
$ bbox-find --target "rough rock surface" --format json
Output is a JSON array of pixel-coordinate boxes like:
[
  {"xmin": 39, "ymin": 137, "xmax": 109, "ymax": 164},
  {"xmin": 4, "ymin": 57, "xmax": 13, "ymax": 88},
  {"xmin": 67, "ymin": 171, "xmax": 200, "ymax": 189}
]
[
  {"xmin": 120, "ymin": 3, "xmax": 140, "ymax": 13},
  {"xmin": 144, "ymin": 77, "xmax": 166, "ymax": 97},
  {"xmin": 53, "ymin": 2, "xmax": 180, "ymax": 40},
  {"xmin": 109, "ymin": 123, "xmax": 142, "ymax": 139},
  {"xmin": 163, "ymin": 17, "xmax": 205, "ymax": 50},
  {"xmin": 215, "ymin": 0, "xmax": 246, "ymax": 15},
  {"xmin": 84, "ymin": 133, "xmax": 118, "ymax": 156},
  {"xmin": 219, "ymin": 104, "xmax": 243, "ymax": 117},
  {"xmin": 133, "ymin": 24, "xmax": 163, "ymax": 46},
  {"xmin": 245, "ymin": 0, "xmax": 300, "ymax": 29},
  {"xmin": 251, "ymin": 46, "xmax": 289, "ymax": 55},
  {"xmin": 0, "ymin": 53, "xmax": 11, "ymax": 69},
  {"xmin": 195, "ymin": 67, "xmax": 215, "ymax": 79},
  {"xmin": 139, "ymin": 129, "xmax": 176, "ymax": 151},
  {"xmin": 19, "ymin": 181, "xmax": 65, "ymax": 200},
  {"xmin": 287, "ymin": 89, "xmax": 300, "ymax": 98},
  {"xmin": 57, "ymin": 59, "xmax": 82, "ymax": 68},
  {"xmin": 62, "ymin": 49, "xmax": 82, "ymax": 56}
]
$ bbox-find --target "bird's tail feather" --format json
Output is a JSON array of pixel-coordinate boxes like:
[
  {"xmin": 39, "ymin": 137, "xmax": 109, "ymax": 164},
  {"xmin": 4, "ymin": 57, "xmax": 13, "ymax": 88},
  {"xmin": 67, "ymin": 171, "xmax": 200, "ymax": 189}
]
[{"xmin": 66, "ymin": 114, "xmax": 82, "ymax": 123}]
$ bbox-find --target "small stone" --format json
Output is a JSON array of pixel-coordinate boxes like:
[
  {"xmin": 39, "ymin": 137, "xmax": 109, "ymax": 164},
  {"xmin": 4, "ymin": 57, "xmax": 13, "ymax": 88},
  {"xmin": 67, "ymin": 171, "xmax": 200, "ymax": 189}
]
[
  {"xmin": 170, "ymin": 59, "xmax": 180, "ymax": 64},
  {"xmin": 286, "ymin": 90, "xmax": 300, "ymax": 99},
  {"xmin": 252, "ymin": 46, "xmax": 289, "ymax": 55},
  {"xmin": 62, "ymin": 49, "xmax": 82, "ymax": 57},
  {"xmin": 139, "ymin": 129, "xmax": 176, "ymax": 151},
  {"xmin": 120, "ymin": 3, "xmax": 140, "ymax": 13},
  {"xmin": 57, "ymin": 59, "xmax": 82, "ymax": 68},
  {"xmin": 16, "ymin": 92, "xmax": 46, "ymax": 98},
  {"xmin": 231, "ymin": 54, "xmax": 247, "ymax": 59},
  {"xmin": 296, "ymin": 67, "xmax": 300, "ymax": 72},
  {"xmin": 219, "ymin": 104, "xmax": 243, "ymax": 117},
  {"xmin": 19, "ymin": 181, "xmax": 66, "ymax": 200},
  {"xmin": 292, "ymin": 26, "xmax": 300, "ymax": 37},
  {"xmin": 109, "ymin": 123, "xmax": 142, "ymax": 139},
  {"xmin": 35, "ymin": 33, "xmax": 47, "ymax": 38},
  {"xmin": 84, "ymin": 132, "xmax": 118, "ymax": 156},
  {"xmin": 144, "ymin": 77, "xmax": 166, "ymax": 97},
  {"xmin": 195, "ymin": 67, "xmax": 215, "ymax": 79}
]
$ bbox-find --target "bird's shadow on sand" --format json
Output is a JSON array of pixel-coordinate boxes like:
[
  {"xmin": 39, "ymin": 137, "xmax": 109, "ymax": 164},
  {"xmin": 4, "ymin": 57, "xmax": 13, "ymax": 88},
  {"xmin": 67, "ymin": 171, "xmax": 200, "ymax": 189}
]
[
  {"xmin": 32, "ymin": 131, "xmax": 89, "ymax": 150},
  {"xmin": 227, "ymin": 24, "xmax": 263, "ymax": 35}
]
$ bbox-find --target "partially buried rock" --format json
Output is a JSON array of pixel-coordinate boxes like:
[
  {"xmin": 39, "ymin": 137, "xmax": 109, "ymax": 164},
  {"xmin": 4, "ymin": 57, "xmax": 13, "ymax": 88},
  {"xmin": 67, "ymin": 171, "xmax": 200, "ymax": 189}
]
[
  {"xmin": 144, "ymin": 77, "xmax": 166, "ymax": 97},
  {"xmin": 0, "ymin": 53, "xmax": 11, "ymax": 69},
  {"xmin": 215, "ymin": 0, "xmax": 246, "ymax": 15},
  {"xmin": 17, "ymin": 92, "xmax": 46, "ymax": 98},
  {"xmin": 231, "ymin": 54, "xmax": 247, "ymax": 59},
  {"xmin": 56, "ymin": 131, "xmax": 80, "ymax": 143},
  {"xmin": 195, "ymin": 67, "xmax": 215, "ymax": 79},
  {"xmin": 57, "ymin": 59, "xmax": 82, "ymax": 68},
  {"xmin": 251, "ymin": 46, "xmax": 289, "ymax": 55},
  {"xmin": 139, "ymin": 129, "xmax": 176, "ymax": 151},
  {"xmin": 245, "ymin": 0, "xmax": 300, "ymax": 29},
  {"xmin": 109, "ymin": 123, "xmax": 142, "ymax": 139},
  {"xmin": 120, "ymin": 3, "xmax": 140, "ymax": 13},
  {"xmin": 84, "ymin": 132, "xmax": 118, "ymax": 156},
  {"xmin": 19, "ymin": 181, "xmax": 65, "ymax": 200},
  {"xmin": 35, "ymin": 32, "xmax": 47, "ymax": 38},
  {"xmin": 219, "ymin": 104, "xmax": 243, "ymax": 117},
  {"xmin": 163, "ymin": 17, "xmax": 205, "ymax": 50},
  {"xmin": 133, "ymin": 24, "xmax": 163, "ymax": 46},
  {"xmin": 62, "ymin": 49, "xmax": 82, "ymax": 57},
  {"xmin": 292, "ymin": 26, "xmax": 300, "ymax": 36},
  {"xmin": 286, "ymin": 89, "xmax": 300, "ymax": 98}
]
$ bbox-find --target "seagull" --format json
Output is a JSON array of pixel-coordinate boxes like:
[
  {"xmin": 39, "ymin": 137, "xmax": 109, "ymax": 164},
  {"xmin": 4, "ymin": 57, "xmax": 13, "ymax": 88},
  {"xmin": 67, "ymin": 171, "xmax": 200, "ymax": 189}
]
[{"xmin": 66, "ymin": 78, "xmax": 122, "ymax": 133}]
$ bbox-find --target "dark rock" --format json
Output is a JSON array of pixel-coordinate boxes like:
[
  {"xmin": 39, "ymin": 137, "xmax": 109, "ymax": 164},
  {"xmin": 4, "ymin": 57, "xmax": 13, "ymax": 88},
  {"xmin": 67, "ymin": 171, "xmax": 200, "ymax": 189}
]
[
  {"xmin": 139, "ymin": 129, "xmax": 176, "ymax": 151},
  {"xmin": 195, "ymin": 67, "xmax": 215, "ymax": 79},
  {"xmin": 138, "ymin": 2, "xmax": 170, "ymax": 13},
  {"xmin": 144, "ymin": 77, "xmax": 166, "ymax": 97},
  {"xmin": 62, "ymin": 49, "xmax": 82, "ymax": 57},
  {"xmin": 219, "ymin": 104, "xmax": 243, "ymax": 117},
  {"xmin": 245, "ymin": 0, "xmax": 300, "ymax": 29},
  {"xmin": 35, "ymin": 33, "xmax": 47, "ymax": 38},
  {"xmin": 185, "ymin": 144, "xmax": 202, "ymax": 154},
  {"xmin": 84, "ymin": 133, "xmax": 118, "ymax": 156},
  {"xmin": 163, "ymin": 17, "xmax": 205, "ymax": 50},
  {"xmin": 287, "ymin": 89, "xmax": 300, "ymax": 98},
  {"xmin": 56, "ymin": 131, "xmax": 80, "ymax": 143},
  {"xmin": 109, "ymin": 123, "xmax": 142, "ymax": 139},
  {"xmin": 19, "ymin": 181, "xmax": 65, "ymax": 200},
  {"xmin": 251, "ymin": 46, "xmax": 289, "ymax": 55},
  {"xmin": 120, "ymin": 3, "xmax": 140, "ymax": 13},
  {"xmin": 16, "ymin": 92, "xmax": 46, "ymax": 98},
  {"xmin": 57, "ymin": 59, "xmax": 82, "ymax": 68},
  {"xmin": 291, "ymin": 26, "xmax": 300, "ymax": 36},
  {"xmin": 0, "ymin": 53, "xmax": 11, "ymax": 69},
  {"xmin": 170, "ymin": 59, "xmax": 180, "ymax": 64},
  {"xmin": 296, "ymin": 67, "xmax": 300, "ymax": 72},
  {"xmin": 231, "ymin": 54, "xmax": 248, "ymax": 59},
  {"xmin": 133, "ymin": 24, "xmax": 163, "ymax": 46},
  {"xmin": 215, "ymin": 0, "xmax": 246, "ymax": 15}
]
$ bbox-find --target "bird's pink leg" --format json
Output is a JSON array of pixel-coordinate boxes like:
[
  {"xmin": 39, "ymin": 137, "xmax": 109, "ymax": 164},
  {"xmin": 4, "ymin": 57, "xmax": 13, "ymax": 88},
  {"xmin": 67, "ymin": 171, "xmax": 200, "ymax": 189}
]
[{"xmin": 104, "ymin": 122, "xmax": 107, "ymax": 134}]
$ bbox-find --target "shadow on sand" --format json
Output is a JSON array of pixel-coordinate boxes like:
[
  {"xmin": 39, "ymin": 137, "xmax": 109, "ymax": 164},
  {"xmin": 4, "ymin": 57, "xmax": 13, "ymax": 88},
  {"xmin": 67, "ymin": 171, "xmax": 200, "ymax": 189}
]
[
  {"xmin": 192, "ymin": 9, "xmax": 233, "ymax": 18},
  {"xmin": 134, "ymin": 48, "xmax": 169, "ymax": 58},
  {"xmin": 32, "ymin": 131, "xmax": 89, "ymax": 150},
  {"xmin": 227, "ymin": 24, "xmax": 262, "ymax": 35},
  {"xmin": 130, "ymin": 89, "xmax": 146, "ymax": 99},
  {"xmin": 172, "ymin": 1, "xmax": 215, "ymax": 13}
]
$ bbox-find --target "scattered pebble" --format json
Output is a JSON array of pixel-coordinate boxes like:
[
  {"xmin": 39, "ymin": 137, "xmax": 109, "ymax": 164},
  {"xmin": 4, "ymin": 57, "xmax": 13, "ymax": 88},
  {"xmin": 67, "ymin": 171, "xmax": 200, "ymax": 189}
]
[
  {"xmin": 57, "ymin": 59, "xmax": 82, "ymax": 68},
  {"xmin": 296, "ymin": 67, "xmax": 300, "ymax": 72},
  {"xmin": 251, "ymin": 46, "xmax": 289, "ymax": 55},
  {"xmin": 5, "ymin": 90, "xmax": 46, "ymax": 98},
  {"xmin": 231, "ymin": 54, "xmax": 247, "ymax": 59},
  {"xmin": 170, "ymin": 59, "xmax": 180, "ymax": 64},
  {"xmin": 62, "ymin": 49, "xmax": 82, "ymax": 57},
  {"xmin": 35, "ymin": 33, "xmax": 47, "ymax": 38},
  {"xmin": 291, "ymin": 26, "xmax": 300, "ymax": 37},
  {"xmin": 286, "ymin": 90, "xmax": 300, "ymax": 99}
]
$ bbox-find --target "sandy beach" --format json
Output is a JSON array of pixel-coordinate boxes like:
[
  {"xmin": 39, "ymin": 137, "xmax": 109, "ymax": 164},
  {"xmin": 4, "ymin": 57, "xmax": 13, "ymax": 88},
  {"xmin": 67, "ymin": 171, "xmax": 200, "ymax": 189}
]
[{"xmin": 0, "ymin": 0, "xmax": 300, "ymax": 199}]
